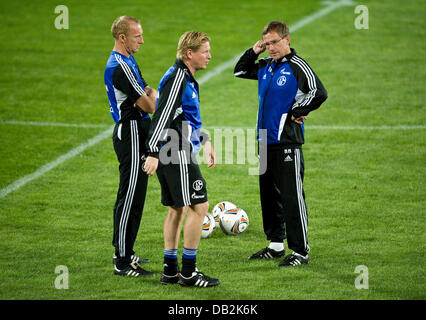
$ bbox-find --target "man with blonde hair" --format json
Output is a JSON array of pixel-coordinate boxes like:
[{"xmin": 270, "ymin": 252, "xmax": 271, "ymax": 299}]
[
  {"xmin": 144, "ymin": 31, "xmax": 220, "ymax": 287},
  {"xmin": 104, "ymin": 16, "xmax": 156, "ymax": 277}
]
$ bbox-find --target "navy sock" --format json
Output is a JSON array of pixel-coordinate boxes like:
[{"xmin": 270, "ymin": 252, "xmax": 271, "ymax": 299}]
[
  {"xmin": 181, "ymin": 248, "xmax": 197, "ymax": 277},
  {"xmin": 164, "ymin": 249, "xmax": 178, "ymax": 276}
]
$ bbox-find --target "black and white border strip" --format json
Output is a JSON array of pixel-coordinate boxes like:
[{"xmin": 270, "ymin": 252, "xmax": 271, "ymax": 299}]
[
  {"xmin": 148, "ymin": 69, "xmax": 185, "ymax": 153},
  {"xmin": 115, "ymin": 54, "xmax": 145, "ymax": 96},
  {"xmin": 290, "ymin": 56, "xmax": 317, "ymax": 107}
]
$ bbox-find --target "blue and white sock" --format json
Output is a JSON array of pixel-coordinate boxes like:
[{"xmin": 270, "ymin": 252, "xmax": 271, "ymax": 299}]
[
  {"xmin": 182, "ymin": 247, "xmax": 198, "ymax": 259},
  {"xmin": 164, "ymin": 249, "xmax": 178, "ymax": 259}
]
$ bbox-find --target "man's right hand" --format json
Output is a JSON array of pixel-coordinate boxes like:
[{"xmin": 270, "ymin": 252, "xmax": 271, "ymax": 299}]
[
  {"xmin": 145, "ymin": 86, "xmax": 158, "ymax": 99},
  {"xmin": 143, "ymin": 156, "xmax": 158, "ymax": 176},
  {"xmin": 253, "ymin": 40, "xmax": 266, "ymax": 55}
]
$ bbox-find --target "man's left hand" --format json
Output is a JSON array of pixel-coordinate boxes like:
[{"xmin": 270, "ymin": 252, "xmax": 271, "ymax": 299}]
[{"xmin": 291, "ymin": 115, "xmax": 307, "ymax": 125}]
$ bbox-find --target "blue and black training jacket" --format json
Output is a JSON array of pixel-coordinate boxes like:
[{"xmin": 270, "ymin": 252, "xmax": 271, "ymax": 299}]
[
  {"xmin": 147, "ymin": 59, "xmax": 207, "ymax": 157},
  {"xmin": 234, "ymin": 48, "xmax": 327, "ymax": 147},
  {"xmin": 104, "ymin": 51, "xmax": 150, "ymax": 123}
]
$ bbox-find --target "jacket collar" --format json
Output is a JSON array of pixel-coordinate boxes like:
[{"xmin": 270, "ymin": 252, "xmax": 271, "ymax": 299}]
[
  {"xmin": 280, "ymin": 48, "xmax": 296, "ymax": 63},
  {"xmin": 175, "ymin": 59, "xmax": 199, "ymax": 90},
  {"xmin": 175, "ymin": 59, "xmax": 196, "ymax": 80}
]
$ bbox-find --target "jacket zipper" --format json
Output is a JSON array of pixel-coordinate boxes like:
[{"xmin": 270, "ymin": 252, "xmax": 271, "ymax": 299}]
[{"xmin": 260, "ymin": 62, "xmax": 279, "ymax": 134}]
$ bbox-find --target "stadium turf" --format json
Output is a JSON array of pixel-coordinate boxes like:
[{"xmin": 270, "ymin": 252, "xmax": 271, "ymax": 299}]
[{"xmin": 0, "ymin": 0, "xmax": 424, "ymax": 301}]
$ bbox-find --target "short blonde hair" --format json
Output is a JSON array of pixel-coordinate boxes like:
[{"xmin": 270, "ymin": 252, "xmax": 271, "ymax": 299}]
[
  {"xmin": 111, "ymin": 16, "xmax": 140, "ymax": 39},
  {"xmin": 176, "ymin": 31, "xmax": 210, "ymax": 61}
]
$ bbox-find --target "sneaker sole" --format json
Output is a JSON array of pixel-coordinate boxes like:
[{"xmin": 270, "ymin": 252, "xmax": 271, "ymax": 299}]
[
  {"xmin": 178, "ymin": 279, "xmax": 221, "ymax": 288},
  {"xmin": 160, "ymin": 274, "xmax": 180, "ymax": 285},
  {"xmin": 278, "ymin": 260, "xmax": 309, "ymax": 267},
  {"xmin": 249, "ymin": 253, "xmax": 285, "ymax": 260},
  {"xmin": 113, "ymin": 258, "xmax": 150, "ymax": 265},
  {"xmin": 248, "ymin": 255, "xmax": 285, "ymax": 260},
  {"xmin": 114, "ymin": 271, "xmax": 156, "ymax": 277}
]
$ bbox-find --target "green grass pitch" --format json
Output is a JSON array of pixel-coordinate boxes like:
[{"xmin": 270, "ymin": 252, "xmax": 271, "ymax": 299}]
[{"xmin": 0, "ymin": 0, "xmax": 424, "ymax": 301}]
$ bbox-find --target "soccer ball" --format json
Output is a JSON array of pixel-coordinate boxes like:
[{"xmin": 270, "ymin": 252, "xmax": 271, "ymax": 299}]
[
  {"xmin": 212, "ymin": 201, "xmax": 237, "ymax": 229},
  {"xmin": 219, "ymin": 207, "xmax": 249, "ymax": 235},
  {"xmin": 201, "ymin": 213, "xmax": 215, "ymax": 239}
]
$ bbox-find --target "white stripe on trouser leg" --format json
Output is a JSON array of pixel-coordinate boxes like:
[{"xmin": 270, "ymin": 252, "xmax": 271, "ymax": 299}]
[
  {"xmin": 295, "ymin": 149, "xmax": 308, "ymax": 251},
  {"xmin": 118, "ymin": 121, "xmax": 135, "ymax": 256},
  {"xmin": 119, "ymin": 120, "xmax": 140, "ymax": 257},
  {"xmin": 119, "ymin": 121, "xmax": 137, "ymax": 256},
  {"xmin": 178, "ymin": 150, "xmax": 190, "ymax": 206},
  {"xmin": 182, "ymin": 150, "xmax": 190, "ymax": 205},
  {"xmin": 178, "ymin": 151, "xmax": 184, "ymax": 205},
  {"xmin": 294, "ymin": 149, "xmax": 308, "ymax": 253}
]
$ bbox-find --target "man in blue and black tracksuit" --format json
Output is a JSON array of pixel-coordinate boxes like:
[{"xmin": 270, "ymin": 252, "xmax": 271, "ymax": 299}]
[
  {"xmin": 144, "ymin": 31, "xmax": 220, "ymax": 287},
  {"xmin": 234, "ymin": 21, "xmax": 327, "ymax": 267},
  {"xmin": 104, "ymin": 16, "xmax": 156, "ymax": 277}
]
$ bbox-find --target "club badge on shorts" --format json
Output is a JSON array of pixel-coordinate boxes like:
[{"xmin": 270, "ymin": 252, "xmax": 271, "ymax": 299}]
[{"xmin": 193, "ymin": 180, "xmax": 203, "ymax": 191}]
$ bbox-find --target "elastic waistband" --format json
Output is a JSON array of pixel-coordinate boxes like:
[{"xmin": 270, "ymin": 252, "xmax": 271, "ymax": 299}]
[
  {"xmin": 116, "ymin": 118, "xmax": 150, "ymax": 125},
  {"xmin": 265, "ymin": 143, "xmax": 302, "ymax": 151}
]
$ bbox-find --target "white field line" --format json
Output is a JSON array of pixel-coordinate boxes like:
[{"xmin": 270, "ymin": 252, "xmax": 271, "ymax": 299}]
[
  {"xmin": 0, "ymin": 120, "xmax": 109, "ymax": 128},
  {"xmin": 2, "ymin": 122, "xmax": 423, "ymax": 131},
  {"xmin": 197, "ymin": 0, "xmax": 355, "ymax": 85},
  {"xmin": 0, "ymin": 0, "xmax": 353, "ymax": 199},
  {"xmin": 308, "ymin": 125, "xmax": 426, "ymax": 130},
  {"xmin": 0, "ymin": 126, "xmax": 114, "ymax": 198},
  {"xmin": 204, "ymin": 125, "xmax": 426, "ymax": 130}
]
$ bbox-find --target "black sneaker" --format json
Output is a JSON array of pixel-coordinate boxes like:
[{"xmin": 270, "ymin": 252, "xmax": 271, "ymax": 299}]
[
  {"xmin": 113, "ymin": 253, "xmax": 150, "ymax": 266},
  {"xmin": 249, "ymin": 247, "xmax": 285, "ymax": 260},
  {"xmin": 178, "ymin": 269, "xmax": 220, "ymax": 288},
  {"xmin": 160, "ymin": 273, "xmax": 180, "ymax": 285},
  {"xmin": 278, "ymin": 252, "xmax": 309, "ymax": 267},
  {"xmin": 114, "ymin": 262, "xmax": 155, "ymax": 277}
]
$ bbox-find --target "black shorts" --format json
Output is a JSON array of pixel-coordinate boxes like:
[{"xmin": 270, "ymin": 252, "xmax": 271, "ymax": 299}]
[{"xmin": 156, "ymin": 149, "xmax": 207, "ymax": 207}]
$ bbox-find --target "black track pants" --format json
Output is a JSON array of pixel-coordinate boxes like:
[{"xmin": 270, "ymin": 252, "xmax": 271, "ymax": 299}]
[
  {"xmin": 259, "ymin": 147, "xmax": 310, "ymax": 256},
  {"xmin": 112, "ymin": 119, "xmax": 150, "ymax": 264}
]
